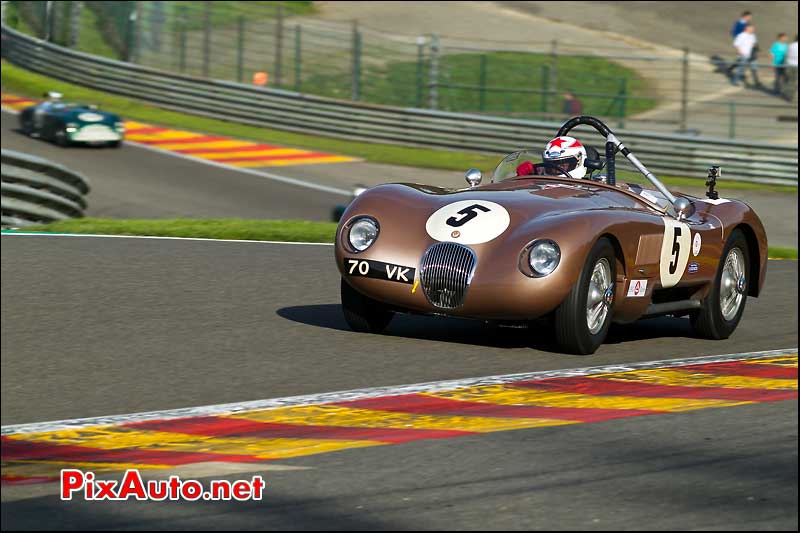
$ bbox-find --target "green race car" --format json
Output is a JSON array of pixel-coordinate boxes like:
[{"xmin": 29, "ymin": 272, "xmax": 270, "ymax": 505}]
[{"xmin": 18, "ymin": 92, "xmax": 124, "ymax": 147}]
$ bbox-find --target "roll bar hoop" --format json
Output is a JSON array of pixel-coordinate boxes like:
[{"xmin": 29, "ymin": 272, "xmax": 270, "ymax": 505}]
[{"xmin": 556, "ymin": 116, "xmax": 678, "ymax": 208}]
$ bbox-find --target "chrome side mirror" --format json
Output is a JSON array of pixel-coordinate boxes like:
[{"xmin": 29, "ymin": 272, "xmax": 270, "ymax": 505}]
[
  {"xmin": 465, "ymin": 168, "xmax": 482, "ymax": 188},
  {"xmin": 674, "ymin": 197, "xmax": 695, "ymax": 221}
]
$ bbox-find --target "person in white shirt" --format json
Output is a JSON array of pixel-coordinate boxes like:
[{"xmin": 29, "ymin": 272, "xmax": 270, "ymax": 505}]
[
  {"xmin": 731, "ymin": 24, "xmax": 760, "ymax": 87},
  {"xmin": 783, "ymin": 35, "xmax": 798, "ymax": 101}
]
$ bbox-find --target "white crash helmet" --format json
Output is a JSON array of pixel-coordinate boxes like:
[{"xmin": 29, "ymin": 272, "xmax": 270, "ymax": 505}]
[{"xmin": 542, "ymin": 136, "xmax": 587, "ymax": 179}]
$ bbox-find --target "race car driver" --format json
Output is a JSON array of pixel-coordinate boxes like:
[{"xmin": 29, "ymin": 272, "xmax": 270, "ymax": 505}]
[{"xmin": 516, "ymin": 136, "xmax": 588, "ymax": 178}]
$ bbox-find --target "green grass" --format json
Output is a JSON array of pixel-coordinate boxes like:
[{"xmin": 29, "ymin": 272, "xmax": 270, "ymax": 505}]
[
  {"xmin": 4, "ymin": 1, "xmax": 42, "ymax": 37},
  {"xmin": 163, "ymin": 1, "xmax": 316, "ymax": 30},
  {"xmin": 2, "ymin": 60, "xmax": 796, "ymax": 194},
  {"xmin": 75, "ymin": 6, "xmax": 121, "ymax": 60},
  {"xmin": 6, "ymin": 1, "xmax": 121, "ymax": 59},
  {"xmin": 767, "ymin": 246, "xmax": 798, "ymax": 260},
  {"xmin": 19, "ymin": 218, "xmax": 338, "ymax": 243},
  {"xmin": 306, "ymin": 51, "xmax": 656, "ymax": 118},
  {"xmin": 7, "ymin": 218, "xmax": 797, "ymax": 260}
]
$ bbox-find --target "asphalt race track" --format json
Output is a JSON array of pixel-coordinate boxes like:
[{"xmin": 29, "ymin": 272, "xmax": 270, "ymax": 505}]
[
  {"xmin": 1, "ymin": 111, "xmax": 342, "ymax": 220},
  {"xmin": 1, "ymin": 234, "xmax": 797, "ymax": 529}
]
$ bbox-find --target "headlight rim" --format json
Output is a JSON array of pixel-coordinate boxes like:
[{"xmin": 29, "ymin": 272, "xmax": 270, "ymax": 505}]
[
  {"xmin": 344, "ymin": 215, "xmax": 380, "ymax": 253},
  {"xmin": 520, "ymin": 239, "xmax": 561, "ymax": 278}
]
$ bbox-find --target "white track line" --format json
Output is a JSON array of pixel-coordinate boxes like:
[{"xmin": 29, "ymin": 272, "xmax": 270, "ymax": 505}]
[
  {"xmin": 1, "ymin": 106, "xmax": 352, "ymax": 197},
  {"xmin": 0, "ymin": 232, "xmax": 333, "ymax": 245},
  {"xmin": 2, "ymin": 348, "xmax": 795, "ymax": 436}
]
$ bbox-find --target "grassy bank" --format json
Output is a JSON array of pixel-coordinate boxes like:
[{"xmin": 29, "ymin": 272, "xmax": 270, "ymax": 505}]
[
  {"xmin": 18, "ymin": 218, "xmax": 339, "ymax": 243},
  {"xmin": 1, "ymin": 61, "xmax": 795, "ymax": 194},
  {"xmin": 307, "ymin": 51, "xmax": 655, "ymax": 117},
  {"xmin": 7, "ymin": 218, "xmax": 797, "ymax": 259},
  {"xmin": 165, "ymin": 1, "xmax": 316, "ymax": 30},
  {"xmin": 767, "ymin": 247, "xmax": 799, "ymax": 260}
]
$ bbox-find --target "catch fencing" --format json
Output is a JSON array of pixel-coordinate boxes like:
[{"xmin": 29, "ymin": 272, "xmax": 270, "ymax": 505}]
[
  {"xmin": 4, "ymin": 0, "xmax": 796, "ymax": 143},
  {"xmin": 1, "ymin": 23, "xmax": 796, "ymax": 185}
]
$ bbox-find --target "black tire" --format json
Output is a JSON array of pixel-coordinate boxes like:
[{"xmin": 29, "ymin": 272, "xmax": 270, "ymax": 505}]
[
  {"xmin": 54, "ymin": 125, "xmax": 71, "ymax": 147},
  {"xmin": 553, "ymin": 238, "xmax": 616, "ymax": 355},
  {"xmin": 108, "ymin": 140, "xmax": 122, "ymax": 148},
  {"xmin": 19, "ymin": 114, "xmax": 33, "ymax": 136},
  {"xmin": 690, "ymin": 229, "xmax": 749, "ymax": 339},
  {"xmin": 341, "ymin": 277, "xmax": 394, "ymax": 333},
  {"xmin": 331, "ymin": 205, "xmax": 346, "ymax": 222}
]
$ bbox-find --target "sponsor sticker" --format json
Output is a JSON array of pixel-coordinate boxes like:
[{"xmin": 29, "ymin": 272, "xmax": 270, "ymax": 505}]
[
  {"xmin": 627, "ymin": 279, "xmax": 648, "ymax": 297},
  {"xmin": 692, "ymin": 232, "xmax": 702, "ymax": 256},
  {"xmin": 688, "ymin": 262, "xmax": 699, "ymax": 274},
  {"xmin": 344, "ymin": 258, "xmax": 415, "ymax": 285}
]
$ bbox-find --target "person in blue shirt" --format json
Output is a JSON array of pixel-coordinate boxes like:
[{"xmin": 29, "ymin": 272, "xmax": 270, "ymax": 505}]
[
  {"xmin": 731, "ymin": 11, "xmax": 752, "ymax": 39},
  {"xmin": 727, "ymin": 12, "xmax": 753, "ymax": 77},
  {"xmin": 770, "ymin": 33, "xmax": 789, "ymax": 95}
]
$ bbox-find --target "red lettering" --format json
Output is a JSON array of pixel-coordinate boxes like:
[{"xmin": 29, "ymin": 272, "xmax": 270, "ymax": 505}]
[
  {"xmin": 60, "ymin": 469, "xmax": 84, "ymax": 500},
  {"xmin": 117, "ymin": 470, "xmax": 146, "ymax": 500},
  {"xmin": 181, "ymin": 480, "xmax": 203, "ymax": 501},
  {"xmin": 251, "ymin": 476, "xmax": 266, "ymax": 500},
  {"xmin": 211, "ymin": 480, "xmax": 230, "ymax": 500},
  {"xmin": 168, "ymin": 475, "xmax": 182, "ymax": 499},
  {"xmin": 95, "ymin": 479, "xmax": 118, "ymax": 500},
  {"xmin": 147, "ymin": 479, "xmax": 169, "ymax": 501},
  {"xmin": 232, "ymin": 481, "xmax": 250, "ymax": 500}
]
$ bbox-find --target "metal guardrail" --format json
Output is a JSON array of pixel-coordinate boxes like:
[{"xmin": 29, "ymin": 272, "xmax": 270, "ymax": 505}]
[
  {"xmin": 1, "ymin": 149, "xmax": 90, "ymax": 227},
  {"xmin": 2, "ymin": 24, "xmax": 797, "ymax": 185}
]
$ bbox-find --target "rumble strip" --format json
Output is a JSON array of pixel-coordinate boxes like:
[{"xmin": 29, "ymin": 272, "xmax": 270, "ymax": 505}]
[
  {"xmin": 3, "ymin": 349, "xmax": 796, "ymax": 484},
  {"xmin": 1, "ymin": 93, "xmax": 357, "ymax": 168}
]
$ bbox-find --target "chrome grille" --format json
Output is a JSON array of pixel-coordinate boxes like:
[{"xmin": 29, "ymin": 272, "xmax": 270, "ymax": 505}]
[{"xmin": 419, "ymin": 242, "xmax": 477, "ymax": 309}]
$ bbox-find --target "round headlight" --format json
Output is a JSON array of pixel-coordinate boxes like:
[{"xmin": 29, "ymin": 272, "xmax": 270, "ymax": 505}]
[
  {"xmin": 528, "ymin": 240, "xmax": 560, "ymax": 276},
  {"xmin": 348, "ymin": 217, "xmax": 379, "ymax": 252}
]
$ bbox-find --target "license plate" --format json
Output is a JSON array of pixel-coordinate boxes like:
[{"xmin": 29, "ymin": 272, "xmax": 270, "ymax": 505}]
[{"xmin": 343, "ymin": 258, "xmax": 415, "ymax": 285}]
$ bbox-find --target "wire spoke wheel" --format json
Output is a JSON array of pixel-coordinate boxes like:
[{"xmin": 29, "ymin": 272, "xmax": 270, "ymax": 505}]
[
  {"xmin": 690, "ymin": 229, "xmax": 750, "ymax": 340},
  {"xmin": 586, "ymin": 258, "xmax": 613, "ymax": 335},
  {"xmin": 719, "ymin": 247, "xmax": 746, "ymax": 321}
]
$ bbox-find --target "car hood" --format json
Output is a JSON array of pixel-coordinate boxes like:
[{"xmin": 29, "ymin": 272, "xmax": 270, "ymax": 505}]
[
  {"xmin": 352, "ymin": 177, "xmax": 660, "ymax": 222},
  {"xmin": 52, "ymin": 107, "xmax": 119, "ymax": 124}
]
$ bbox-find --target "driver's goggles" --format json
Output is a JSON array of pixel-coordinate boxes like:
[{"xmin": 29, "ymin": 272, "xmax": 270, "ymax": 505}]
[{"xmin": 542, "ymin": 156, "xmax": 579, "ymax": 175}]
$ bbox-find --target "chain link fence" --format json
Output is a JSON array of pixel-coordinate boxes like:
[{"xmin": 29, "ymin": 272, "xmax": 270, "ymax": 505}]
[{"xmin": 3, "ymin": 1, "xmax": 797, "ymax": 143}]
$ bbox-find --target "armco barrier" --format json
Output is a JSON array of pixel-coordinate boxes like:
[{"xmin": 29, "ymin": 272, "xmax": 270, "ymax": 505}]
[
  {"xmin": 1, "ymin": 25, "xmax": 796, "ymax": 185},
  {"xmin": 1, "ymin": 149, "xmax": 90, "ymax": 227}
]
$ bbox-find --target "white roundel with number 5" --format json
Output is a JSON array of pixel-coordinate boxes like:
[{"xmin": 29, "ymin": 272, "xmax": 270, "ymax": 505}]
[
  {"xmin": 426, "ymin": 200, "xmax": 510, "ymax": 244},
  {"xmin": 659, "ymin": 217, "xmax": 691, "ymax": 288}
]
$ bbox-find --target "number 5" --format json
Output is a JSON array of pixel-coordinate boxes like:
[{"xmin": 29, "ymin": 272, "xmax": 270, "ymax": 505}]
[
  {"xmin": 446, "ymin": 204, "xmax": 491, "ymax": 227},
  {"xmin": 659, "ymin": 218, "xmax": 690, "ymax": 289},
  {"xmin": 669, "ymin": 227, "xmax": 681, "ymax": 275}
]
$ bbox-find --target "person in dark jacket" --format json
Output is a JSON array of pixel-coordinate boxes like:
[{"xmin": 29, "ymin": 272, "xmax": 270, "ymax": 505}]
[
  {"xmin": 562, "ymin": 91, "xmax": 583, "ymax": 116},
  {"xmin": 731, "ymin": 11, "xmax": 752, "ymax": 39}
]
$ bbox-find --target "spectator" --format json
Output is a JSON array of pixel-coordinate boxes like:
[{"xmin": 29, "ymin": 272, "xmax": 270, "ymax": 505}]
[
  {"xmin": 784, "ymin": 35, "xmax": 798, "ymax": 101},
  {"xmin": 562, "ymin": 91, "xmax": 583, "ymax": 116},
  {"xmin": 731, "ymin": 24, "xmax": 760, "ymax": 87},
  {"xmin": 770, "ymin": 33, "xmax": 789, "ymax": 95},
  {"xmin": 731, "ymin": 11, "xmax": 752, "ymax": 39}
]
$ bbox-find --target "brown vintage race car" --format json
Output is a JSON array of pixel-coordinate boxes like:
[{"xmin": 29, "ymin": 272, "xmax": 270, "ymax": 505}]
[{"xmin": 334, "ymin": 116, "xmax": 768, "ymax": 354}]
